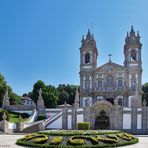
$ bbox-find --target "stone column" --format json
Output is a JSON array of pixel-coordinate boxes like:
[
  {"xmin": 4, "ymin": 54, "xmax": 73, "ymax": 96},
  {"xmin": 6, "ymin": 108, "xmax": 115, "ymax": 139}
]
[
  {"xmin": 72, "ymin": 108, "xmax": 76, "ymax": 129},
  {"xmin": 16, "ymin": 115, "xmax": 23, "ymax": 132},
  {"xmin": 62, "ymin": 107, "xmax": 68, "ymax": 129},
  {"xmin": 84, "ymin": 107, "xmax": 90, "ymax": 122},
  {"xmin": 16, "ymin": 122, "xmax": 24, "ymax": 133},
  {"xmin": 142, "ymin": 106, "xmax": 147, "ymax": 134},
  {"xmin": 131, "ymin": 107, "xmax": 137, "ymax": 133},
  {"xmin": 90, "ymin": 108, "xmax": 94, "ymax": 129}
]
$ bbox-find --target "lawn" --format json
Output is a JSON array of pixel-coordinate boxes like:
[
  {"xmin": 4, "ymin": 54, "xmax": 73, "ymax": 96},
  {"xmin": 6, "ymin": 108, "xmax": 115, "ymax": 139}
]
[{"xmin": 8, "ymin": 111, "xmax": 29, "ymax": 123}]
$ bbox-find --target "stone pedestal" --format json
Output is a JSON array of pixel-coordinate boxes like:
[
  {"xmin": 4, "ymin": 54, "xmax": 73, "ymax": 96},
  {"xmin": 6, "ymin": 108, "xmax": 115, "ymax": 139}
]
[
  {"xmin": 62, "ymin": 108, "xmax": 68, "ymax": 129},
  {"xmin": 72, "ymin": 109, "xmax": 76, "ymax": 129},
  {"xmin": 1, "ymin": 120, "xmax": 8, "ymax": 133},
  {"xmin": 16, "ymin": 122, "xmax": 24, "ymax": 132}
]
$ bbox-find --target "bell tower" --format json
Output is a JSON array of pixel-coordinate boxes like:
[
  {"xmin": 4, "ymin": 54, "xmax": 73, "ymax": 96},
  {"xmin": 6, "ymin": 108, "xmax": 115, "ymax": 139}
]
[
  {"xmin": 79, "ymin": 29, "xmax": 98, "ymax": 107},
  {"xmin": 124, "ymin": 26, "xmax": 142, "ymax": 105}
]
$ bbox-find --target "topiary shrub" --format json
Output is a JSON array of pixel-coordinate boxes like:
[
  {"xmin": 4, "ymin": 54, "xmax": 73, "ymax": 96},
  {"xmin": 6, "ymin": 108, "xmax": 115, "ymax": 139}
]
[
  {"xmin": 50, "ymin": 136, "xmax": 63, "ymax": 145},
  {"xmin": 77, "ymin": 122, "xmax": 90, "ymax": 130},
  {"xmin": 31, "ymin": 137, "xmax": 48, "ymax": 144},
  {"xmin": 96, "ymin": 135, "xmax": 118, "ymax": 144},
  {"xmin": 37, "ymin": 114, "xmax": 46, "ymax": 121},
  {"xmin": 68, "ymin": 137, "xmax": 85, "ymax": 146},
  {"xmin": 0, "ymin": 110, "xmax": 9, "ymax": 121},
  {"xmin": 117, "ymin": 133, "xmax": 134, "ymax": 141}
]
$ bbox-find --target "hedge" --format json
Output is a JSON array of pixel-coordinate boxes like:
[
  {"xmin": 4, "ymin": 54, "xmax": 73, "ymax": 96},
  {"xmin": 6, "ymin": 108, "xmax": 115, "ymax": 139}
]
[
  {"xmin": 16, "ymin": 130, "xmax": 139, "ymax": 148},
  {"xmin": 77, "ymin": 122, "xmax": 90, "ymax": 130}
]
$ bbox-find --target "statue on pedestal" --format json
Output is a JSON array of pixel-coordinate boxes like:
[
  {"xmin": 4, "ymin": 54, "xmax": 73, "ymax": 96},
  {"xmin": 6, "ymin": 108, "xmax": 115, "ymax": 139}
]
[
  {"xmin": 37, "ymin": 88, "xmax": 45, "ymax": 114},
  {"xmin": 2, "ymin": 87, "xmax": 10, "ymax": 109},
  {"xmin": 74, "ymin": 87, "xmax": 79, "ymax": 109}
]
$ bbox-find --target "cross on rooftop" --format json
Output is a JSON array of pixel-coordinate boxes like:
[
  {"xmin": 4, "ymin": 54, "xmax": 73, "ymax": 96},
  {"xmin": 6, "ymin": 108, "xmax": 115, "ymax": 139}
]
[{"xmin": 108, "ymin": 54, "xmax": 112, "ymax": 62}]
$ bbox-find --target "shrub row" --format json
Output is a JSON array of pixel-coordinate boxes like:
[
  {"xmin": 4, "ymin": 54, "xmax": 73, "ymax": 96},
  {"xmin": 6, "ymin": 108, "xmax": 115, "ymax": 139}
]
[
  {"xmin": 77, "ymin": 122, "xmax": 90, "ymax": 130},
  {"xmin": 38, "ymin": 130, "xmax": 121, "ymax": 136}
]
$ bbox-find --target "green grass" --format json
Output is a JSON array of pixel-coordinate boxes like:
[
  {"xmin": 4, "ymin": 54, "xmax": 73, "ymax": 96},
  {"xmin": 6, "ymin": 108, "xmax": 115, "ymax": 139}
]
[{"xmin": 8, "ymin": 111, "xmax": 29, "ymax": 123}]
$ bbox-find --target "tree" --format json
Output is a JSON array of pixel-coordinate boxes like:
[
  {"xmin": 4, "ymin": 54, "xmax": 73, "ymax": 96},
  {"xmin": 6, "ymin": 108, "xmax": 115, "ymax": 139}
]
[
  {"xmin": 57, "ymin": 84, "xmax": 79, "ymax": 105},
  {"xmin": 43, "ymin": 85, "xmax": 59, "ymax": 108},
  {"xmin": 0, "ymin": 74, "xmax": 21, "ymax": 106},
  {"xmin": 0, "ymin": 74, "xmax": 7, "ymax": 106},
  {"xmin": 142, "ymin": 83, "xmax": 148, "ymax": 106},
  {"xmin": 30, "ymin": 80, "xmax": 46, "ymax": 104},
  {"xmin": 29, "ymin": 80, "xmax": 59, "ymax": 108}
]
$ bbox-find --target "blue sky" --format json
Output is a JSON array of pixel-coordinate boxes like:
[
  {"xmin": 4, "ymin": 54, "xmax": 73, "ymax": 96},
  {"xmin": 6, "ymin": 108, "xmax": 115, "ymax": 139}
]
[{"xmin": 0, "ymin": 0, "xmax": 148, "ymax": 95}]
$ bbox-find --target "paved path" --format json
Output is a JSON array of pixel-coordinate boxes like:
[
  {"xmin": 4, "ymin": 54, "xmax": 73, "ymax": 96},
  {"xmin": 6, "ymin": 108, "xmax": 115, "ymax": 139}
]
[
  {"xmin": 0, "ymin": 134, "xmax": 27, "ymax": 148},
  {"xmin": 119, "ymin": 135, "xmax": 148, "ymax": 148},
  {"xmin": 0, "ymin": 134, "xmax": 148, "ymax": 148}
]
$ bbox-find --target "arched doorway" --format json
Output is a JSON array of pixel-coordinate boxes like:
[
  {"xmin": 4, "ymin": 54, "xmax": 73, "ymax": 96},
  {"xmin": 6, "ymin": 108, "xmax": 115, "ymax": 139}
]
[{"xmin": 95, "ymin": 111, "xmax": 110, "ymax": 129}]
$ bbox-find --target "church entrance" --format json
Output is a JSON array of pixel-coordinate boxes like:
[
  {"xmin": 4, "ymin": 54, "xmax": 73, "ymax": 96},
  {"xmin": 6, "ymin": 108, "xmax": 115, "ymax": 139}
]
[{"xmin": 95, "ymin": 111, "xmax": 110, "ymax": 129}]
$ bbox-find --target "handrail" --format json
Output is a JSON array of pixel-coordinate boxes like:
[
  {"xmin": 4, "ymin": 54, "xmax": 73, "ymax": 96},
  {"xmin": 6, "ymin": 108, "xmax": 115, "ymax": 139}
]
[{"xmin": 43, "ymin": 111, "xmax": 62, "ymax": 126}]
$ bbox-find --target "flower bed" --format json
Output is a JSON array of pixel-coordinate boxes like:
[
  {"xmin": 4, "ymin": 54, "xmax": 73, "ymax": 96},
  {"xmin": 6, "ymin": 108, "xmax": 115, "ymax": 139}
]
[{"xmin": 16, "ymin": 130, "xmax": 138, "ymax": 148}]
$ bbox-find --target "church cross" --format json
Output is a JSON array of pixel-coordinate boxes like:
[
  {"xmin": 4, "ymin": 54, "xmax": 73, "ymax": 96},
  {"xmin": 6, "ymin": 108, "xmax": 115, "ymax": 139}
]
[{"xmin": 108, "ymin": 54, "xmax": 112, "ymax": 62}]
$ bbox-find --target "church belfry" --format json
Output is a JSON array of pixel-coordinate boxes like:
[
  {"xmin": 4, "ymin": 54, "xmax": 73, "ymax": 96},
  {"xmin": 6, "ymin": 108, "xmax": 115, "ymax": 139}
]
[
  {"xmin": 79, "ymin": 29, "xmax": 98, "ymax": 107},
  {"xmin": 124, "ymin": 26, "xmax": 142, "ymax": 68},
  {"xmin": 124, "ymin": 26, "xmax": 142, "ymax": 104},
  {"xmin": 80, "ymin": 29, "xmax": 98, "ymax": 69}
]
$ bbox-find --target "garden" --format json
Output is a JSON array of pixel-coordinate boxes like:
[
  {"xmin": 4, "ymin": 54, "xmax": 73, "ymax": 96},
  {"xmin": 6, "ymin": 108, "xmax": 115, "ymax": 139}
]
[{"xmin": 16, "ymin": 130, "xmax": 138, "ymax": 147}]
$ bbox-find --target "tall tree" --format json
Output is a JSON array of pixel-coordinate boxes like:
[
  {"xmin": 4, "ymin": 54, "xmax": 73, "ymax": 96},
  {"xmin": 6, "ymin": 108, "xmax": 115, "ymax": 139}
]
[
  {"xmin": 57, "ymin": 84, "xmax": 79, "ymax": 105},
  {"xmin": 30, "ymin": 80, "xmax": 46, "ymax": 104},
  {"xmin": 142, "ymin": 83, "xmax": 148, "ymax": 106},
  {"xmin": 29, "ymin": 80, "xmax": 59, "ymax": 108},
  {"xmin": 0, "ymin": 74, "xmax": 21, "ymax": 106},
  {"xmin": 0, "ymin": 74, "xmax": 7, "ymax": 106}
]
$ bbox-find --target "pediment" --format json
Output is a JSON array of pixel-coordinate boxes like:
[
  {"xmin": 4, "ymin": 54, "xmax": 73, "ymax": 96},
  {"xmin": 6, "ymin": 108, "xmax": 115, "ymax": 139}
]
[{"xmin": 96, "ymin": 61, "xmax": 126, "ymax": 72}]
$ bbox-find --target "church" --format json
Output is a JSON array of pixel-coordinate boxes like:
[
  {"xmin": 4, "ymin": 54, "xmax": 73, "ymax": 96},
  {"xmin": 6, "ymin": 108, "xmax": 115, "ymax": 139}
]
[
  {"xmin": 79, "ymin": 26, "xmax": 142, "ymax": 108},
  {"xmin": 1, "ymin": 27, "xmax": 148, "ymax": 135},
  {"xmin": 54, "ymin": 26, "xmax": 146, "ymax": 134}
]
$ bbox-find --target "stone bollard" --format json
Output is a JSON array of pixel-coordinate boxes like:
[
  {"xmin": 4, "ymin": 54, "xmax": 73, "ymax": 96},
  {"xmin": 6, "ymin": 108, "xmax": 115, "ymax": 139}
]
[{"xmin": 16, "ymin": 115, "xmax": 24, "ymax": 132}]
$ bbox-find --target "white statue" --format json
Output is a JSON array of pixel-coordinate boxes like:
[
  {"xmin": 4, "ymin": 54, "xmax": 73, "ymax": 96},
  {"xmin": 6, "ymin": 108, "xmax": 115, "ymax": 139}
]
[{"xmin": 2, "ymin": 87, "xmax": 10, "ymax": 109}]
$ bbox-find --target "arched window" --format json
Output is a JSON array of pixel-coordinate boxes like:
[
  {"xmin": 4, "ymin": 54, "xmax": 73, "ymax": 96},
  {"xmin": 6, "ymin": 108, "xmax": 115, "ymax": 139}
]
[
  {"xmin": 118, "ymin": 79, "xmax": 123, "ymax": 87},
  {"xmin": 130, "ymin": 50, "xmax": 137, "ymax": 61},
  {"xmin": 107, "ymin": 75, "xmax": 113, "ymax": 87},
  {"xmin": 98, "ymin": 80, "xmax": 102, "ymax": 88},
  {"xmin": 85, "ymin": 53, "xmax": 91, "ymax": 64}
]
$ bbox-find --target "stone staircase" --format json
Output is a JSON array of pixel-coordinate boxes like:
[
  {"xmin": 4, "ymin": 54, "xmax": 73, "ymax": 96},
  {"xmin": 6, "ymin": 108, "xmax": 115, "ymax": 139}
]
[{"xmin": 21, "ymin": 111, "xmax": 62, "ymax": 133}]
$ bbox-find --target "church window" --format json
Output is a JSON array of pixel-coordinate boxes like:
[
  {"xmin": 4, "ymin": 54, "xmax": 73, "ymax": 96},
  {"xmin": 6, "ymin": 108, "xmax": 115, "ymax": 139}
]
[
  {"xmin": 131, "ymin": 78, "xmax": 136, "ymax": 90},
  {"xmin": 130, "ymin": 50, "xmax": 137, "ymax": 61},
  {"xmin": 118, "ymin": 79, "xmax": 123, "ymax": 87},
  {"xmin": 118, "ymin": 98, "xmax": 123, "ymax": 106},
  {"xmin": 85, "ymin": 53, "xmax": 91, "ymax": 64},
  {"xmin": 85, "ymin": 76, "xmax": 90, "ymax": 90},
  {"xmin": 98, "ymin": 80, "xmax": 102, "ymax": 87},
  {"xmin": 85, "ymin": 98, "xmax": 90, "ymax": 107},
  {"xmin": 107, "ymin": 75, "xmax": 113, "ymax": 87}
]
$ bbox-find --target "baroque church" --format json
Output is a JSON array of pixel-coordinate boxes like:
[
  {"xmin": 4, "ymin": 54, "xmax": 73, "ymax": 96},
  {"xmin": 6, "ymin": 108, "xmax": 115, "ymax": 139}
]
[
  {"xmin": 79, "ymin": 26, "xmax": 142, "ymax": 108},
  {"xmin": 2, "ymin": 27, "xmax": 148, "ymax": 134}
]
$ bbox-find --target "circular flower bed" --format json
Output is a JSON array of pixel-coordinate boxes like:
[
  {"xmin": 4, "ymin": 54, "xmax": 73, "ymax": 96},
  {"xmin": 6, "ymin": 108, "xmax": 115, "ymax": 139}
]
[{"xmin": 16, "ymin": 130, "xmax": 138, "ymax": 147}]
